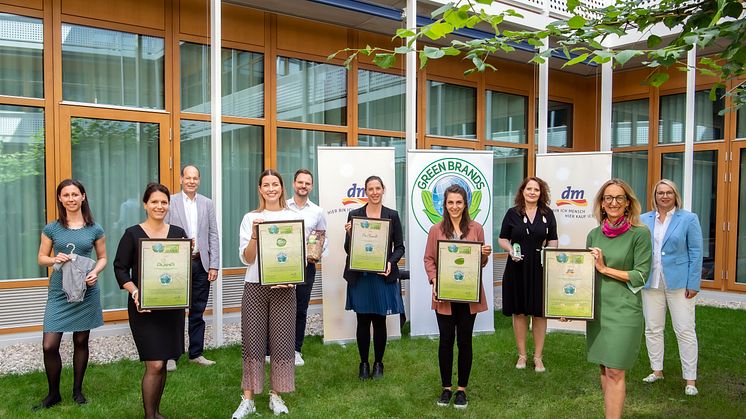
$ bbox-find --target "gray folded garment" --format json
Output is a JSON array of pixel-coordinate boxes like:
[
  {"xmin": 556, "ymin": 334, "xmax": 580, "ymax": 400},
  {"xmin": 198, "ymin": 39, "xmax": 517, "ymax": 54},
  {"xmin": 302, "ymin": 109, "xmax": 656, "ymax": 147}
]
[{"xmin": 52, "ymin": 254, "xmax": 97, "ymax": 303}]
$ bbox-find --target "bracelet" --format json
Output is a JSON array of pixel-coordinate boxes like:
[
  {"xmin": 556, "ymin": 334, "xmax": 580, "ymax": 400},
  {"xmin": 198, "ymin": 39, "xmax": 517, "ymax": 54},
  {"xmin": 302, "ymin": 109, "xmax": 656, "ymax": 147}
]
[{"xmin": 251, "ymin": 236, "xmax": 258, "ymax": 241}]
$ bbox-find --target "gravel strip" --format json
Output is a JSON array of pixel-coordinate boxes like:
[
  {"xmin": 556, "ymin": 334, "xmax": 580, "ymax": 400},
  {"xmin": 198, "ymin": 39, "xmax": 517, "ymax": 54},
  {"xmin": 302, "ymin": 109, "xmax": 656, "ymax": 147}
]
[{"xmin": 1, "ymin": 296, "xmax": 742, "ymax": 376}]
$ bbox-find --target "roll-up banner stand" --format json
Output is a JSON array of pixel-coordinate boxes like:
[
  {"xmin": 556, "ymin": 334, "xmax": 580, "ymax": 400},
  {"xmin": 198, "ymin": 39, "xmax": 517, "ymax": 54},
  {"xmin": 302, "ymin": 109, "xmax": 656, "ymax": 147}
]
[
  {"xmin": 537, "ymin": 152, "xmax": 612, "ymax": 333},
  {"xmin": 407, "ymin": 150, "xmax": 495, "ymax": 337},
  {"xmin": 317, "ymin": 147, "xmax": 400, "ymax": 343}
]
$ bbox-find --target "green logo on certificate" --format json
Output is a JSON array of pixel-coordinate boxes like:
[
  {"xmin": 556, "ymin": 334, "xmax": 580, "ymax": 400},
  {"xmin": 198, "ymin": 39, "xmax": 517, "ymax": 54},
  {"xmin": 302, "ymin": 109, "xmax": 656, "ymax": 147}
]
[
  {"xmin": 276, "ymin": 252, "xmax": 288, "ymax": 263},
  {"xmin": 556, "ymin": 253, "xmax": 569, "ymax": 263},
  {"xmin": 453, "ymin": 271, "xmax": 464, "ymax": 281},
  {"xmin": 276, "ymin": 238, "xmax": 287, "ymax": 247},
  {"xmin": 152, "ymin": 243, "xmax": 164, "ymax": 253},
  {"xmin": 268, "ymin": 225, "xmax": 279, "ymax": 234}
]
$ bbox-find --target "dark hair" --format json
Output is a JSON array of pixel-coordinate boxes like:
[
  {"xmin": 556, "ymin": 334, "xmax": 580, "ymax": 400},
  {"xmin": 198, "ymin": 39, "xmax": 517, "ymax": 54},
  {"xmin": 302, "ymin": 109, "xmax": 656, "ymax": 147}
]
[
  {"xmin": 440, "ymin": 184, "xmax": 471, "ymax": 239},
  {"xmin": 56, "ymin": 179, "xmax": 94, "ymax": 227},
  {"xmin": 364, "ymin": 175, "xmax": 385, "ymax": 190},
  {"xmin": 181, "ymin": 165, "xmax": 200, "ymax": 177},
  {"xmin": 256, "ymin": 169, "xmax": 288, "ymax": 211},
  {"xmin": 294, "ymin": 169, "xmax": 313, "ymax": 182},
  {"xmin": 514, "ymin": 177, "xmax": 551, "ymax": 215},
  {"xmin": 142, "ymin": 183, "xmax": 171, "ymax": 203}
]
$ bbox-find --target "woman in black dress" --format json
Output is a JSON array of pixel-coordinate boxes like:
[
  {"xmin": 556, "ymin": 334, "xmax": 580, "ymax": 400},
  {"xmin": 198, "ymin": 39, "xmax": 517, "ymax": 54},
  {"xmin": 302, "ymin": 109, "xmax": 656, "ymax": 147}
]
[
  {"xmin": 114, "ymin": 183, "xmax": 187, "ymax": 419},
  {"xmin": 498, "ymin": 177, "xmax": 557, "ymax": 373}
]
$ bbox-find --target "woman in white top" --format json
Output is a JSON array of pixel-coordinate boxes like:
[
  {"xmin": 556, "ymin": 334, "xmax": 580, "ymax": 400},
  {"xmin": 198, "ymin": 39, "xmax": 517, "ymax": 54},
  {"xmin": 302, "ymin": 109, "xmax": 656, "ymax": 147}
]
[{"xmin": 232, "ymin": 169, "xmax": 301, "ymax": 418}]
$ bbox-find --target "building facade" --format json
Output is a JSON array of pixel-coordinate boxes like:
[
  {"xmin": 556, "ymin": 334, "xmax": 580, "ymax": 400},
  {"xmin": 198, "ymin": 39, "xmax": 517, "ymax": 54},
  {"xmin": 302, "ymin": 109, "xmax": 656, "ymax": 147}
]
[{"xmin": 1, "ymin": 0, "xmax": 745, "ymax": 334}]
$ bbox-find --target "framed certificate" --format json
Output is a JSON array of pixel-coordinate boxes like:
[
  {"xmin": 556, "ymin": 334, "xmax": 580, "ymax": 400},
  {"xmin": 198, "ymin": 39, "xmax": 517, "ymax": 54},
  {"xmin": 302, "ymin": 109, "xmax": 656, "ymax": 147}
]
[
  {"xmin": 543, "ymin": 248, "xmax": 596, "ymax": 320},
  {"xmin": 348, "ymin": 217, "xmax": 391, "ymax": 273},
  {"xmin": 139, "ymin": 238, "xmax": 192, "ymax": 310},
  {"xmin": 436, "ymin": 240, "xmax": 482, "ymax": 303},
  {"xmin": 257, "ymin": 220, "xmax": 306, "ymax": 285}
]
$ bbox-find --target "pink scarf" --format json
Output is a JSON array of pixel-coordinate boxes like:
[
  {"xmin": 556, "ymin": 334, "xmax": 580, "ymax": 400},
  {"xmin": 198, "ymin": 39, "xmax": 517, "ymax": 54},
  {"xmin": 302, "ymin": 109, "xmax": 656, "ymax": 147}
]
[{"xmin": 602, "ymin": 216, "xmax": 631, "ymax": 238}]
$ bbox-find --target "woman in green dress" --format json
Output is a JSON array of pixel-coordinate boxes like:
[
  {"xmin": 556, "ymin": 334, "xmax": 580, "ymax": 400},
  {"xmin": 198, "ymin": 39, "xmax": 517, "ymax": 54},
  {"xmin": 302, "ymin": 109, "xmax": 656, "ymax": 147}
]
[{"xmin": 586, "ymin": 179, "xmax": 651, "ymax": 419}]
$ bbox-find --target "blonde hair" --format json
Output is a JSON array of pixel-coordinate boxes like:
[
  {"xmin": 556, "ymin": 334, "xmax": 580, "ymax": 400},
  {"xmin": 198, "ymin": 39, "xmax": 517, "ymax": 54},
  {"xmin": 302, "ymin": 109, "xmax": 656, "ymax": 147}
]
[
  {"xmin": 592, "ymin": 178, "xmax": 643, "ymax": 226},
  {"xmin": 650, "ymin": 179, "xmax": 682, "ymax": 212}
]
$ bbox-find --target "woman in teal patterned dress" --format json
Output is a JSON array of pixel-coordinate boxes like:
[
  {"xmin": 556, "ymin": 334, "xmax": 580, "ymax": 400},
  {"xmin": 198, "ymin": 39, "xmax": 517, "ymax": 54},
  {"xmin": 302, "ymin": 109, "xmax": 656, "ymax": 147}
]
[
  {"xmin": 586, "ymin": 179, "xmax": 652, "ymax": 419},
  {"xmin": 35, "ymin": 179, "xmax": 107, "ymax": 409}
]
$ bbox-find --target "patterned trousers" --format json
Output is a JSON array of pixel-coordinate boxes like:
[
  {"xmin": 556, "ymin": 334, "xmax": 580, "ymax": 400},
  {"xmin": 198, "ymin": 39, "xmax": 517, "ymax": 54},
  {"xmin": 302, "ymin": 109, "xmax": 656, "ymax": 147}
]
[{"xmin": 241, "ymin": 282, "xmax": 296, "ymax": 393}]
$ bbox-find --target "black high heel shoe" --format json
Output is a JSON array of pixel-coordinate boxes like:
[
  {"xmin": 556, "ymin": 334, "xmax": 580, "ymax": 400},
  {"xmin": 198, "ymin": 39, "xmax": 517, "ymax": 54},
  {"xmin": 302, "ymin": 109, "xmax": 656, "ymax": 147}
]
[{"xmin": 358, "ymin": 362, "xmax": 370, "ymax": 380}]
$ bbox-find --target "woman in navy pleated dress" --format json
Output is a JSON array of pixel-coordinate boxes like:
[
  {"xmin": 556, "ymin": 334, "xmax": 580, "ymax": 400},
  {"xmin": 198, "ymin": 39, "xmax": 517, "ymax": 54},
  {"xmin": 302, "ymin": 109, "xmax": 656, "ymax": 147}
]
[
  {"xmin": 36, "ymin": 179, "xmax": 107, "ymax": 409},
  {"xmin": 343, "ymin": 175, "xmax": 405, "ymax": 380}
]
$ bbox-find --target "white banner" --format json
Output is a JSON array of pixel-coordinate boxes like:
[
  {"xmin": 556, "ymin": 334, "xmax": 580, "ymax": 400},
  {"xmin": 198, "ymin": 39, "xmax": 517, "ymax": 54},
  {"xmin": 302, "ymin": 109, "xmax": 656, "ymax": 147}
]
[
  {"xmin": 317, "ymin": 147, "xmax": 400, "ymax": 344},
  {"xmin": 407, "ymin": 150, "xmax": 495, "ymax": 337},
  {"xmin": 537, "ymin": 152, "xmax": 612, "ymax": 333}
]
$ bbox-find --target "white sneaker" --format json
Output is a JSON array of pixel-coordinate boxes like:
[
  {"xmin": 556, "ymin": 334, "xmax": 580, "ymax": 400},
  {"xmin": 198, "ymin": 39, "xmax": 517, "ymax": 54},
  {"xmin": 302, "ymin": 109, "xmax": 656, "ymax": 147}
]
[
  {"xmin": 294, "ymin": 351, "xmax": 305, "ymax": 366},
  {"xmin": 231, "ymin": 396, "xmax": 256, "ymax": 419},
  {"xmin": 269, "ymin": 393, "xmax": 289, "ymax": 415},
  {"xmin": 685, "ymin": 385, "xmax": 699, "ymax": 396},
  {"xmin": 166, "ymin": 359, "xmax": 177, "ymax": 372},
  {"xmin": 642, "ymin": 373, "xmax": 664, "ymax": 383},
  {"xmin": 189, "ymin": 355, "xmax": 216, "ymax": 366},
  {"xmin": 265, "ymin": 355, "xmax": 271, "ymax": 364}
]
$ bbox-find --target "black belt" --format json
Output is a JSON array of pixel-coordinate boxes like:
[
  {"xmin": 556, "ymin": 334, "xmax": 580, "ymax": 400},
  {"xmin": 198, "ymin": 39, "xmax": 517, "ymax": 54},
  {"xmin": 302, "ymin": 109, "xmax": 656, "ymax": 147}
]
[{"xmin": 191, "ymin": 252, "xmax": 201, "ymax": 260}]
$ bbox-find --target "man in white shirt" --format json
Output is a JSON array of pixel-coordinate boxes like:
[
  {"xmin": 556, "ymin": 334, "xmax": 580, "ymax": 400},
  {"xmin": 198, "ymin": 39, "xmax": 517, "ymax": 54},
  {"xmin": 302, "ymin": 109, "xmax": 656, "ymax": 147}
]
[
  {"xmin": 287, "ymin": 169, "xmax": 327, "ymax": 366},
  {"xmin": 165, "ymin": 165, "xmax": 220, "ymax": 370}
]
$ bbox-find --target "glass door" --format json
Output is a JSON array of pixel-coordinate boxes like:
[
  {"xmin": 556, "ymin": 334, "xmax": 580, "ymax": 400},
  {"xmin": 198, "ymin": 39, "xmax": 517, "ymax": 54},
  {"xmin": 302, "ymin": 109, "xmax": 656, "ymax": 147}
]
[
  {"xmin": 60, "ymin": 106, "xmax": 171, "ymax": 310},
  {"xmin": 727, "ymin": 142, "xmax": 746, "ymax": 291},
  {"xmin": 655, "ymin": 144, "xmax": 727, "ymax": 289}
]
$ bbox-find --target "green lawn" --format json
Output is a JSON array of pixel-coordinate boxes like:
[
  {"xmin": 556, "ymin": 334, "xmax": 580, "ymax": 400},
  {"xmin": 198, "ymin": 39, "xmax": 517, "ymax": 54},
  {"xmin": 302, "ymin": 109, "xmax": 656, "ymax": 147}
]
[{"xmin": 2, "ymin": 306, "xmax": 745, "ymax": 418}]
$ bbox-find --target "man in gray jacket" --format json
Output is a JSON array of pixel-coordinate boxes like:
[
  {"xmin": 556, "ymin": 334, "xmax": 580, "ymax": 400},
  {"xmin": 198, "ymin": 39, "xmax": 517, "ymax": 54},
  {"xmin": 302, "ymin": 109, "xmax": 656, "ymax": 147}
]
[{"xmin": 165, "ymin": 165, "xmax": 220, "ymax": 370}]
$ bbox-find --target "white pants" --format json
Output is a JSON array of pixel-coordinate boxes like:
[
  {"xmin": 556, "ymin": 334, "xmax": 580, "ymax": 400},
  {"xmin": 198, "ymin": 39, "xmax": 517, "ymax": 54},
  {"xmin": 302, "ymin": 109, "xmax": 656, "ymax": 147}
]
[{"xmin": 642, "ymin": 287, "xmax": 698, "ymax": 380}]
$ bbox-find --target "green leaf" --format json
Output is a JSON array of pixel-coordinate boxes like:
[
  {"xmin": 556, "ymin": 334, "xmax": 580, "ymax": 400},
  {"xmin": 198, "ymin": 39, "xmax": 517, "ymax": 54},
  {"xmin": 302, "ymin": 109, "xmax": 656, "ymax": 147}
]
[
  {"xmin": 423, "ymin": 46, "xmax": 446, "ymax": 59},
  {"xmin": 529, "ymin": 55, "xmax": 546, "ymax": 64},
  {"xmin": 647, "ymin": 35, "xmax": 662, "ymax": 48},
  {"xmin": 567, "ymin": 0, "xmax": 580, "ymax": 12},
  {"xmin": 646, "ymin": 72, "xmax": 670, "ymax": 87},
  {"xmin": 424, "ymin": 22, "xmax": 454, "ymax": 40},
  {"xmin": 723, "ymin": 1, "xmax": 743, "ymax": 19},
  {"xmin": 373, "ymin": 53, "xmax": 396, "ymax": 69},
  {"xmin": 568, "ymin": 15, "xmax": 586, "ymax": 29},
  {"xmin": 443, "ymin": 46, "xmax": 461, "ymax": 56},
  {"xmin": 527, "ymin": 38, "xmax": 544, "ymax": 47},
  {"xmin": 431, "ymin": 2, "xmax": 454, "ymax": 19},
  {"xmin": 395, "ymin": 28, "xmax": 416, "ymax": 38},
  {"xmin": 614, "ymin": 50, "xmax": 641, "ymax": 66},
  {"xmin": 564, "ymin": 52, "xmax": 589, "ymax": 67},
  {"xmin": 394, "ymin": 46, "xmax": 412, "ymax": 54},
  {"xmin": 597, "ymin": 25, "xmax": 626, "ymax": 36},
  {"xmin": 423, "ymin": 208, "xmax": 443, "ymax": 224},
  {"xmin": 468, "ymin": 191, "xmax": 482, "ymax": 219},
  {"xmin": 422, "ymin": 190, "xmax": 442, "ymax": 224},
  {"xmin": 472, "ymin": 56, "xmax": 486, "ymax": 71},
  {"xmin": 475, "ymin": 0, "xmax": 493, "ymax": 4},
  {"xmin": 419, "ymin": 51, "xmax": 428, "ymax": 69}
]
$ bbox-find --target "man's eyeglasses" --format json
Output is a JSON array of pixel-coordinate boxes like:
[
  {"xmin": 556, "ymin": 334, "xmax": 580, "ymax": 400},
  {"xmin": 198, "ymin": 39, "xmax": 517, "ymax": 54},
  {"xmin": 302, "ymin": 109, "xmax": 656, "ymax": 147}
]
[{"xmin": 602, "ymin": 195, "xmax": 628, "ymax": 204}]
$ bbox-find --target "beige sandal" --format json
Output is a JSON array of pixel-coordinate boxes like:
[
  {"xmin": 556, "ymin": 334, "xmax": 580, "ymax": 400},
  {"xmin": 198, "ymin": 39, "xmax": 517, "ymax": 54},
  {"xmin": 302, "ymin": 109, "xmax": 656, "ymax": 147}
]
[{"xmin": 515, "ymin": 354, "xmax": 527, "ymax": 369}]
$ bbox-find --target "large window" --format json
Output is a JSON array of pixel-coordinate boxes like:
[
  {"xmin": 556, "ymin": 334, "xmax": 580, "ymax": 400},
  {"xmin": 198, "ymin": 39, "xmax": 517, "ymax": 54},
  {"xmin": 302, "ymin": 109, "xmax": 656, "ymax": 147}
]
[
  {"xmin": 427, "ymin": 81, "xmax": 476, "ymax": 139},
  {"xmin": 659, "ymin": 90, "xmax": 725, "ymax": 144},
  {"xmin": 0, "ymin": 105, "xmax": 45, "ymax": 280},
  {"xmin": 358, "ymin": 70, "xmax": 404, "ymax": 131},
  {"xmin": 276, "ymin": 57, "xmax": 346, "ymax": 125},
  {"xmin": 61, "ymin": 24, "xmax": 164, "ymax": 109},
  {"xmin": 179, "ymin": 121, "xmax": 263, "ymax": 267},
  {"xmin": 612, "ymin": 151, "xmax": 648, "ymax": 208},
  {"xmin": 661, "ymin": 151, "xmax": 718, "ymax": 281},
  {"xmin": 276, "ymin": 128, "xmax": 346, "ymax": 204},
  {"xmin": 71, "ymin": 118, "xmax": 159, "ymax": 309},
  {"xmin": 358, "ymin": 135, "xmax": 407, "ymax": 238},
  {"xmin": 0, "ymin": 13, "xmax": 43, "ymax": 98},
  {"xmin": 180, "ymin": 42, "xmax": 264, "ymax": 117},
  {"xmin": 489, "ymin": 146, "xmax": 527, "ymax": 249},
  {"xmin": 486, "ymin": 91, "xmax": 527, "ymax": 143},
  {"xmin": 612, "ymin": 99, "xmax": 649, "ymax": 147}
]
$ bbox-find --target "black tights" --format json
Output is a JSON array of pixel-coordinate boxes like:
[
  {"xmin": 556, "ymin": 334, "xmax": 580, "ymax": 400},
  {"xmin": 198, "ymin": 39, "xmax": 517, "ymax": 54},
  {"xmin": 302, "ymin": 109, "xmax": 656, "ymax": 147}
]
[
  {"xmin": 142, "ymin": 360, "xmax": 167, "ymax": 419},
  {"xmin": 40, "ymin": 331, "xmax": 90, "ymax": 407},
  {"xmin": 356, "ymin": 313, "xmax": 387, "ymax": 364},
  {"xmin": 436, "ymin": 303, "xmax": 476, "ymax": 388}
]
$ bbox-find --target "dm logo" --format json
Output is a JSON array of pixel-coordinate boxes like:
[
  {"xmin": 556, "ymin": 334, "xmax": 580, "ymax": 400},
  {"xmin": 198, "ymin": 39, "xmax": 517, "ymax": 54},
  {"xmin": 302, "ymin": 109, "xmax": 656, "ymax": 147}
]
[
  {"xmin": 342, "ymin": 182, "xmax": 369, "ymax": 206},
  {"xmin": 556, "ymin": 186, "xmax": 588, "ymax": 207},
  {"xmin": 411, "ymin": 158, "xmax": 491, "ymax": 233}
]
